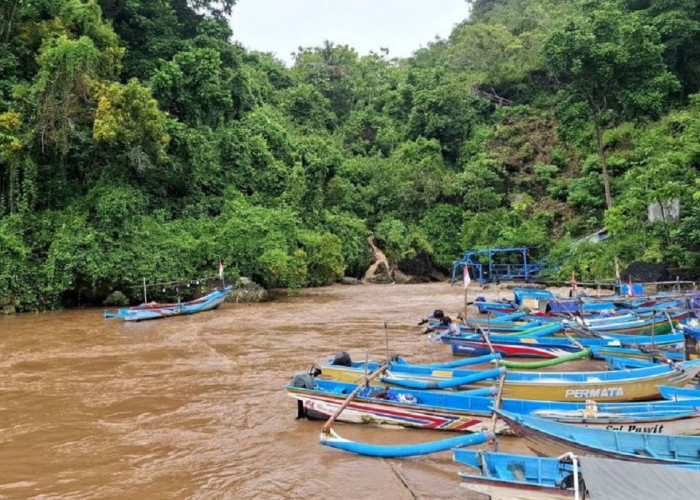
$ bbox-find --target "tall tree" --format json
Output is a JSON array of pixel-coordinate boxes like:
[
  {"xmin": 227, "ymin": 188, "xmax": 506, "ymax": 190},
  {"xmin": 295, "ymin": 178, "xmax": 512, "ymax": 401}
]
[{"xmin": 543, "ymin": 1, "xmax": 679, "ymax": 209}]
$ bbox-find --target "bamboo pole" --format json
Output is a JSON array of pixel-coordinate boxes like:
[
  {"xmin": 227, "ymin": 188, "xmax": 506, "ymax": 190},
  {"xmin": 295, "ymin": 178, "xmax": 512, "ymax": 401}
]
[
  {"xmin": 561, "ymin": 329, "xmax": 586, "ymax": 351},
  {"xmin": 474, "ymin": 324, "xmax": 496, "ymax": 356},
  {"xmin": 321, "ymin": 360, "xmax": 390, "ymax": 436},
  {"xmin": 384, "ymin": 322, "xmax": 390, "ymax": 363},
  {"xmin": 464, "ymin": 284, "xmax": 469, "ymax": 320},
  {"xmin": 489, "ymin": 372, "xmax": 507, "ymax": 449}
]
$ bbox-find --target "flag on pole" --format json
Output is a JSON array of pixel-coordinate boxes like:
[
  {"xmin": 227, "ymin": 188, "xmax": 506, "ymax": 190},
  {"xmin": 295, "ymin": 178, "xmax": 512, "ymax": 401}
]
[
  {"xmin": 219, "ymin": 260, "xmax": 224, "ymax": 280},
  {"xmin": 463, "ymin": 266, "xmax": 471, "ymax": 289},
  {"xmin": 571, "ymin": 271, "xmax": 578, "ymax": 295},
  {"xmin": 628, "ymin": 275, "xmax": 634, "ymax": 297}
]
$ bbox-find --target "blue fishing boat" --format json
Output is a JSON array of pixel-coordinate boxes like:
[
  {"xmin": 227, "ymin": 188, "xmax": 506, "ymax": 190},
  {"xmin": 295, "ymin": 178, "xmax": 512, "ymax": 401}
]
[
  {"xmin": 454, "ymin": 449, "xmax": 583, "ymax": 499},
  {"xmin": 496, "ymin": 409, "xmax": 700, "ymax": 464},
  {"xmin": 319, "ymin": 355, "xmax": 700, "ymax": 401},
  {"xmin": 104, "ymin": 285, "xmax": 233, "ymax": 321},
  {"xmin": 659, "ymin": 385, "xmax": 700, "ymax": 401},
  {"xmin": 446, "ymin": 331, "xmax": 685, "ymax": 359},
  {"xmin": 454, "ymin": 449, "xmax": 700, "ymax": 500},
  {"xmin": 287, "ymin": 378, "xmax": 700, "ymax": 434},
  {"xmin": 564, "ymin": 310, "xmax": 686, "ymax": 335}
]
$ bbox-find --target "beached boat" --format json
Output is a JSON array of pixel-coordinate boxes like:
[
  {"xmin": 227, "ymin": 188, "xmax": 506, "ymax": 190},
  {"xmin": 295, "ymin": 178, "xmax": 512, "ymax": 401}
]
[
  {"xmin": 454, "ymin": 449, "xmax": 700, "ymax": 500},
  {"xmin": 104, "ymin": 285, "xmax": 233, "ymax": 321},
  {"xmin": 427, "ymin": 315, "xmax": 546, "ymax": 335},
  {"xmin": 287, "ymin": 378, "xmax": 700, "ymax": 434},
  {"xmin": 565, "ymin": 311, "xmax": 686, "ymax": 335},
  {"xmin": 455, "ymin": 449, "xmax": 583, "ymax": 500},
  {"xmin": 496, "ymin": 409, "xmax": 700, "ymax": 464},
  {"xmin": 659, "ymin": 385, "xmax": 700, "ymax": 401},
  {"xmin": 318, "ymin": 356, "xmax": 700, "ymax": 401},
  {"xmin": 445, "ymin": 331, "xmax": 685, "ymax": 359}
]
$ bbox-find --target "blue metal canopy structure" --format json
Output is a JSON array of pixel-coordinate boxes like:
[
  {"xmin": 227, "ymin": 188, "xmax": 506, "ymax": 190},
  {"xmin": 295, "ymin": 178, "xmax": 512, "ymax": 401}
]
[{"xmin": 451, "ymin": 247, "xmax": 548, "ymax": 285}]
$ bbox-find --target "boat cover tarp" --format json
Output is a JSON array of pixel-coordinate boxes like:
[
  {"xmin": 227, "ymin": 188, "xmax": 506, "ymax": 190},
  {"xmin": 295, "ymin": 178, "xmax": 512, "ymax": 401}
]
[
  {"xmin": 547, "ymin": 300, "xmax": 579, "ymax": 313},
  {"xmin": 580, "ymin": 456, "xmax": 700, "ymax": 500}
]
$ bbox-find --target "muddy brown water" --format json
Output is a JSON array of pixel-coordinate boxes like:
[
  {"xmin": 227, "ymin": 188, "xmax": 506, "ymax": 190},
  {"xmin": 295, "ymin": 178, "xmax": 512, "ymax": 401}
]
[{"xmin": 0, "ymin": 282, "xmax": 600, "ymax": 499}]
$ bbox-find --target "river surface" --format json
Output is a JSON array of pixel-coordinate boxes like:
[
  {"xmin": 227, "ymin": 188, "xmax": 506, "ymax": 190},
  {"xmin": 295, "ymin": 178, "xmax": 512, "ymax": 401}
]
[{"xmin": 0, "ymin": 282, "xmax": 594, "ymax": 499}]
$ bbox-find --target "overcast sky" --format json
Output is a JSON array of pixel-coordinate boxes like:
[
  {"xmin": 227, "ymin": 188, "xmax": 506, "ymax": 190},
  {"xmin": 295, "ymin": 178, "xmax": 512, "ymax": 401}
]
[{"xmin": 229, "ymin": 0, "xmax": 471, "ymax": 66}]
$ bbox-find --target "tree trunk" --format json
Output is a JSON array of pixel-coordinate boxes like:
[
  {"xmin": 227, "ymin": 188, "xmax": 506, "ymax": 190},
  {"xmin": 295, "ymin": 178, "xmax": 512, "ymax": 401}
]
[
  {"xmin": 593, "ymin": 117, "xmax": 613, "ymax": 210},
  {"xmin": 0, "ymin": 1, "xmax": 20, "ymax": 43}
]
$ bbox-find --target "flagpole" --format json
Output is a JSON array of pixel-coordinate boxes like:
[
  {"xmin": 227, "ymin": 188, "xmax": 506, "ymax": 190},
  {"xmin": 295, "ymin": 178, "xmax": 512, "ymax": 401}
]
[
  {"xmin": 463, "ymin": 265, "xmax": 471, "ymax": 320},
  {"xmin": 464, "ymin": 284, "xmax": 468, "ymax": 320}
]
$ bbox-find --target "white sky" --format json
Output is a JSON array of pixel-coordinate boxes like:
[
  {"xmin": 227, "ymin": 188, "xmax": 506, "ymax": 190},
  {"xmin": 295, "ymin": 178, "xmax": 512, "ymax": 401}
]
[{"xmin": 229, "ymin": 0, "xmax": 471, "ymax": 66}]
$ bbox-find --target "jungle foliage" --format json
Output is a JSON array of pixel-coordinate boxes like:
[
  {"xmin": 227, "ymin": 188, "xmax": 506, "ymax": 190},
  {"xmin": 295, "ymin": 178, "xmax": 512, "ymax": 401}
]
[{"xmin": 2, "ymin": 0, "xmax": 700, "ymax": 311}]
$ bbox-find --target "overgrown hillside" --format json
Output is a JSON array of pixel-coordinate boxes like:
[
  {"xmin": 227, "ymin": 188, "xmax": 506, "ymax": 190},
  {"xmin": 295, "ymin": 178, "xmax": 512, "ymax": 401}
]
[{"xmin": 1, "ymin": 0, "xmax": 699, "ymax": 311}]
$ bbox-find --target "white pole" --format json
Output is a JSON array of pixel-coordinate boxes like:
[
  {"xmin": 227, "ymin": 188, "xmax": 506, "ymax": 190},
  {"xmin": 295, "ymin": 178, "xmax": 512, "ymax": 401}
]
[
  {"xmin": 143, "ymin": 277, "xmax": 147, "ymax": 304},
  {"xmin": 573, "ymin": 455, "xmax": 580, "ymax": 500},
  {"xmin": 384, "ymin": 322, "xmax": 389, "ymax": 363}
]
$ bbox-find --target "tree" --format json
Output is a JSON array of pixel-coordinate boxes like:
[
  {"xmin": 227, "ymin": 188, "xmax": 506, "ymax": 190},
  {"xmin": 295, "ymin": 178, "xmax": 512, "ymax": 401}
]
[
  {"xmin": 543, "ymin": 1, "xmax": 679, "ymax": 209},
  {"xmin": 624, "ymin": 0, "xmax": 700, "ymax": 96}
]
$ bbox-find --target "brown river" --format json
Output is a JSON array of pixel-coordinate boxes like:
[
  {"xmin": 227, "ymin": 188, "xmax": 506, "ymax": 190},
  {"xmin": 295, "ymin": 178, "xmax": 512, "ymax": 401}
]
[{"xmin": 0, "ymin": 282, "xmax": 591, "ymax": 499}]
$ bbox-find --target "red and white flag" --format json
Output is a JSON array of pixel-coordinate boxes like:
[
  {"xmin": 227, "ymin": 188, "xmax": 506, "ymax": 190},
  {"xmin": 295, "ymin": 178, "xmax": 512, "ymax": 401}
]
[
  {"xmin": 463, "ymin": 266, "xmax": 471, "ymax": 289},
  {"xmin": 628, "ymin": 276, "xmax": 634, "ymax": 297},
  {"xmin": 219, "ymin": 260, "xmax": 224, "ymax": 280},
  {"xmin": 571, "ymin": 271, "xmax": 578, "ymax": 294}
]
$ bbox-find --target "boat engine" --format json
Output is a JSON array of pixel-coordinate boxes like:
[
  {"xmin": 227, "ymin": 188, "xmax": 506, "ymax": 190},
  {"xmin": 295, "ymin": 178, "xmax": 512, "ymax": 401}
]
[
  {"xmin": 290, "ymin": 366, "xmax": 321, "ymax": 419},
  {"xmin": 331, "ymin": 351, "xmax": 352, "ymax": 366}
]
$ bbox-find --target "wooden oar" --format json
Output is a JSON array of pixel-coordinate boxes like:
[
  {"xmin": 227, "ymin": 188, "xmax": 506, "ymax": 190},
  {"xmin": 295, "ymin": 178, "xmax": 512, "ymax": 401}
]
[{"xmin": 321, "ymin": 360, "xmax": 390, "ymax": 436}]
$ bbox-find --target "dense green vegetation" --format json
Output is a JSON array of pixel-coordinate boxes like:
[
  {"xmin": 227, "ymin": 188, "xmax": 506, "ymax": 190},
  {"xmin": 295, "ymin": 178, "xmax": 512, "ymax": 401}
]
[{"xmin": 1, "ymin": 0, "xmax": 700, "ymax": 311}]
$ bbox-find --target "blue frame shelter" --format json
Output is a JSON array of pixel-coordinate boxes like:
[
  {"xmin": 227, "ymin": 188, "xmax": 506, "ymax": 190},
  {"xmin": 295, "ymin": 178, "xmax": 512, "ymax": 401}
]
[{"xmin": 451, "ymin": 247, "xmax": 547, "ymax": 285}]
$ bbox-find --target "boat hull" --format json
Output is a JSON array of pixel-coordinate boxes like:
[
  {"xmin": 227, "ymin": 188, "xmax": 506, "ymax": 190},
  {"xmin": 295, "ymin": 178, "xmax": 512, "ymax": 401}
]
[
  {"xmin": 287, "ymin": 380, "xmax": 700, "ymax": 434},
  {"xmin": 497, "ymin": 410, "xmax": 700, "ymax": 465},
  {"xmin": 105, "ymin": 285, "xmax": 233, "ymax": 321},
  {"xmin": 459, "ymin": 476, "xmax": 574, "ymax": 500},
  {"xmin": 289, "ymin": 388, "xmax": 501, "ymax": 432}
]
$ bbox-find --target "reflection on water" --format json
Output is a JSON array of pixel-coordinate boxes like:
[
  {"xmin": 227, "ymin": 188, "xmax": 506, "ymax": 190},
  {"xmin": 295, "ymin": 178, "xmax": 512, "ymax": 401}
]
[{"xmin": 0, "ymin": 283, "xmax": 589, "ymax": 498}]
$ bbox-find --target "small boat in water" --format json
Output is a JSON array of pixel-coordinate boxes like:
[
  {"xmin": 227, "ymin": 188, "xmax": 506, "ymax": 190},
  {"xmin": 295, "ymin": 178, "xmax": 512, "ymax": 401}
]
[{"xmin": 104, "ymin": 285, "xmax": 233, "ymax": 321}]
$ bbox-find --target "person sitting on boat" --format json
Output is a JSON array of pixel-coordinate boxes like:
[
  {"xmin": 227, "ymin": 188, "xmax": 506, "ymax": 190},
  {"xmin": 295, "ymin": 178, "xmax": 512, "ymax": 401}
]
[
  {"xmin": 422, "ymin": 315, "xmax": 460, "ymax": 338},
  {"xmin": 441, "ymin": 316, "xmax": 461, "ymax": 336},
  {"xmin": 418, "ymin": 309, "xmax": 445, "ymax": 325}
]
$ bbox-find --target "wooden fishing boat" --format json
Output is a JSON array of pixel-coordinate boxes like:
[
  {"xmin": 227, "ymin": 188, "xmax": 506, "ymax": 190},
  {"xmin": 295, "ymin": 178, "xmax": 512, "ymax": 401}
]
[
  {"xmin": 446, "ymin": 331, "xmax": 685, "ymax": 359},
  {"xmin": 474, "ymin": 300, "xmax": 518, "ymax": 314},
  {"xmin": 454, "ymin": 449, "xmax": 700, "ymax": 500},
  {"xmin": 318, "ymin": 356, "xmax": 700, "ymax": 401},
  {"xmin": 496, "ymin": 409, "xmax": 700, "ymax": 464},
  {"xmin": 287, "ymin": 378, "xmax": 700, "ymax": 434},
  {"xmin": 104, "ymin": 285, "xmax": 233, "ymax": 321},
  {"xmin": 659, "ymin": 385, "xmax": 700, "ymax": 401},
  {"xmin": 428, "ymin": 315, "xmax": 546, "ymax": 335},
  {"xmin": 565, "ymin": 311, "xmax": 686, "ymax": 335},
  {"xmin": 454, "ymin": 449, "xmax": 583, "ymax": 500}
]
